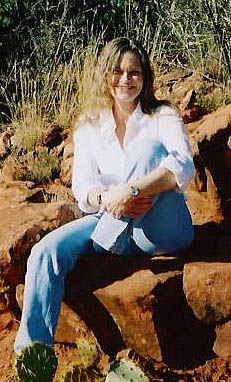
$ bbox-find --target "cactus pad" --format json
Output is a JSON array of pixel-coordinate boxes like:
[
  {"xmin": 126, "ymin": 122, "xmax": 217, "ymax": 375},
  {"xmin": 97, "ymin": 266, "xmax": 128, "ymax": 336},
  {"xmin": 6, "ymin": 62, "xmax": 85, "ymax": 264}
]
[
  {"xmin": 76, "ymin": 337, "xmax": 99, "ymax": 368},
  {"xmin": 105, "ymin": 358, "xmax": 150, "ymax": 382},
  {"xmin": 15, "ymin": 342, "xmax": 58, "ymax": 382},
  {"xmin": 58, "ymin": 362, "xmax": 104, "ymax": 382}
]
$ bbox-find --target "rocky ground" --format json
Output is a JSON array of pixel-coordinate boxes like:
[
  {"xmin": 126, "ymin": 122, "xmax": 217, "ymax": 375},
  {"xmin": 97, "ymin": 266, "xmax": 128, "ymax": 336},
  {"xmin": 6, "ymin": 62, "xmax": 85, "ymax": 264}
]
[{"xmin": 0, "ymin": 70, "xmax": 231, "ymax": 381}]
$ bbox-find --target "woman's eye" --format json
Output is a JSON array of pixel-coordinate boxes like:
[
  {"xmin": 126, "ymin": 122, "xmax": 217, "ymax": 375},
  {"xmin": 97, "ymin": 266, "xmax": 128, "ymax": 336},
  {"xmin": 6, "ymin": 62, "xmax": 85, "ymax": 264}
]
[{"xmin": 113, "ymin": 69, "xmax": 121, "ymax": 74}]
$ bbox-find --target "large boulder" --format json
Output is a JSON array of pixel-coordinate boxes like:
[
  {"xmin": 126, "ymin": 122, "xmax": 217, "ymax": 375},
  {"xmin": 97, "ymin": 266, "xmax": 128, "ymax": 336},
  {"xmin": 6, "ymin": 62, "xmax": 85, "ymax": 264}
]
[
  {"xmin": 0, "ymin": 180, "xmax": 79, "ymax": 309},
  {"xmin": 183, "ymin": 246, "xmax": 231, "ymax": 361},
  {"xmin": 183, "ymin": 262, "xmax": 231, "ymax": 324},
  {"xmin": 189, "ymin": 104, "xmax": 231, "ymax": 228},
  {"xmin": 62, "ymin": 254, "xmax": 214, "ymax": 367},
  {"xmin": 213, "ymin": 322, "xmax": 231, "ymax": 361},
  {"xmin": 155, "ymin": 69, "xmax": 205, "ymax": 124}
]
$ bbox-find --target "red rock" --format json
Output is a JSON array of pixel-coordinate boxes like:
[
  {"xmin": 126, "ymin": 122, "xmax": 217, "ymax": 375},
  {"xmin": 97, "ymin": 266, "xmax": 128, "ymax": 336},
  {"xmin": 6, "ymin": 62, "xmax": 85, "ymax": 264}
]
[
  {"xmin": 0, "ymin": 302, "xmax": 13, "ymax": 331},
  {"xmin": 61, "ymin": 254, "xmax": 215, "ymax": 366},
  {"xmin": 42, "ymin": 124, "xmax": 63, "ymax": 149},
  {"xmin": 182, "ymin": 107, "xmax": 204, "ymax": 124},
  {"xmin": 183, "ymin": 262, "xmax": 231, "ymax": 324},
  {"xmin": 60, "ymin": 140, "xmax": 74, "ymax": 187},
  {"xmin": 188, "ymin": 104, "xmax": 231, "ymax": 228},
  {"xmin": 213, "ymin": 321, "xmax": 231, "ymax": 360},
  {"xmin": 0, "ymin": 181, "xmax": 76, "ymax": 298}
]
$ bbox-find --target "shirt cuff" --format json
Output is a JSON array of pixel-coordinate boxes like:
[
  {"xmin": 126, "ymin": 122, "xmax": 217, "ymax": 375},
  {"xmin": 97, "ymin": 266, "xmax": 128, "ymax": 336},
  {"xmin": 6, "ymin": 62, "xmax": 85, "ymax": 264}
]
[
  {"xmin": 159, "ymin": 154, "xmax": 195, "ymax": 192},
  {"xmin": 72, "ymin": 182, "xmax": 105, "ymax": 214}
]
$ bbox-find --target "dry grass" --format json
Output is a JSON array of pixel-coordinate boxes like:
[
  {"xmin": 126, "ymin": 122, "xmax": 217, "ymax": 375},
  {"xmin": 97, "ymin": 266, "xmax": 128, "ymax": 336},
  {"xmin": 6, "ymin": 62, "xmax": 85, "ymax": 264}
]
[{"xmin": 1, "ymin": 1, "xmax": 231, "ymax": 185}]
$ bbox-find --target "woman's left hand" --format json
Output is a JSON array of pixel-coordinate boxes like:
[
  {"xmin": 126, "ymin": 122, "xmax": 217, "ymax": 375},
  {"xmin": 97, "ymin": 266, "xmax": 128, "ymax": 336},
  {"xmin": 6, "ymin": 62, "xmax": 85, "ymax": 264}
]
[{"xmin": 102, "ymin": 184, "xmax": 153, "ymax": 219}]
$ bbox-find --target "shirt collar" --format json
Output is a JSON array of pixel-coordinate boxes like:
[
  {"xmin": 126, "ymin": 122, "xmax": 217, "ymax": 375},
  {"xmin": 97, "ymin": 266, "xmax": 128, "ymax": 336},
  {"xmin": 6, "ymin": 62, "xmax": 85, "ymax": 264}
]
[
  {"xmin": 99, "ymin": 101, "xmax": 144, "ymax": 135},
  {"xmin": 128, "ymin": 101, "xmax": 144, "ymax": 123}
]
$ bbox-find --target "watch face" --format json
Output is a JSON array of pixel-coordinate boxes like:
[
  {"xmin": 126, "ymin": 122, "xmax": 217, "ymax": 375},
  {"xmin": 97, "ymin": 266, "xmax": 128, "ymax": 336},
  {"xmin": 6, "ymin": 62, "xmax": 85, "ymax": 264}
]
[{"xmin": 130, "ymin": 186, "xmax": 139, "ymax": 197}]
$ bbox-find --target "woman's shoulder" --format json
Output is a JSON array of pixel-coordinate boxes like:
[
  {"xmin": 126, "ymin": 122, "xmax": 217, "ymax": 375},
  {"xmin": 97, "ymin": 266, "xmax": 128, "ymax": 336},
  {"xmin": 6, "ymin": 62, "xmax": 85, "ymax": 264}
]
[
  {"xmin": 73, "ymin": 117, "xmax": 98, "ymax": 143},
  {"xmin": 153, "ymin": 103, "xmax": 180, "ymax": 118}
]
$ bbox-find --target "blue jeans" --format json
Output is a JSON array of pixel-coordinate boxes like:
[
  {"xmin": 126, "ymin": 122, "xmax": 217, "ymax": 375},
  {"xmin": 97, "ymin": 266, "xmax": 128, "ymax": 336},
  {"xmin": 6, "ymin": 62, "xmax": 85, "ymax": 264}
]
[{"xmin": 14, "ymin": 140, "xmax": 194, "ymax": 353}]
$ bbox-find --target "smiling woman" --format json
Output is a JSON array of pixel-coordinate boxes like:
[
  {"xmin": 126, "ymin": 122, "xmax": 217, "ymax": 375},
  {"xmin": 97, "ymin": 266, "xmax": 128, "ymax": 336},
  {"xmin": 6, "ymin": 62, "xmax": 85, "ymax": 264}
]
[
  {"xmin": 14, "ymin": 37, "xmax": 195, "ymax": 377},
  {"xmin": 110, "ymin": 51, "xmax": 143, "ymax": 106}
]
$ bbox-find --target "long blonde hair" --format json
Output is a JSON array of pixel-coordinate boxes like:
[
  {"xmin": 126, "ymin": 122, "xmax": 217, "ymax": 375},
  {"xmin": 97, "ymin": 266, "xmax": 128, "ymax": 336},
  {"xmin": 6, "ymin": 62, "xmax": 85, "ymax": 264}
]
[{"xmin": 77, "ymin": 37, "xmax": 165, "ymax": 123}]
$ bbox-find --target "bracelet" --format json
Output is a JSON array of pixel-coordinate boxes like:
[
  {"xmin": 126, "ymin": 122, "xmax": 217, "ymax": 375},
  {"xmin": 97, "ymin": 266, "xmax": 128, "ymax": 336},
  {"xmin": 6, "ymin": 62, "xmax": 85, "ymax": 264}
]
[{"xmin": 96, "ymin": 190, "xmax": 102, "ymax": 206}]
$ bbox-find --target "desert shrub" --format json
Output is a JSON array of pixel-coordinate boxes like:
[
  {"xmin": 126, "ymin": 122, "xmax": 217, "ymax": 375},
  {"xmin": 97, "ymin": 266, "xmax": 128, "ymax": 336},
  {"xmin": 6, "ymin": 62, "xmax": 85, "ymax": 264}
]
[
  {"xmin": 27, "ymin": 148, "xmax": 60, "ymax": 184},
  {"xmin": 10, "ymin": 147, "xmax": 60, "ymax": 184},
  {"xmin": 195, "ymin": 80, "xmax": 231, "ymax": 112}
]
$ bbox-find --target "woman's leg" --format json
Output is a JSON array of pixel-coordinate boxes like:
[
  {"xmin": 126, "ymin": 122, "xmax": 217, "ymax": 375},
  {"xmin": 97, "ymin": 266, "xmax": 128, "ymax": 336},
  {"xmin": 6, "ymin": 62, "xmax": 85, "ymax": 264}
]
[
  {"xmin": 127, "ymin": 140, "xmax": 194, "ymax": 254},
  {"xmin": 14, "ymin": 214, "xmax": 99, "ymax": 354},
  {"xmin": 132, "ymin": 190, "xmax": 194, "ymax": 255}
]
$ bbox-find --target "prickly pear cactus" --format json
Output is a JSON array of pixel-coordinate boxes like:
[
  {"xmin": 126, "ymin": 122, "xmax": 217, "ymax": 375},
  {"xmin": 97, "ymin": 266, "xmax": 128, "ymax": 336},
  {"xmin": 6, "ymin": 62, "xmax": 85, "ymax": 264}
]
[
  {"xmin": 58, "ymin": 337, "xmax": 104, "ymax": 382},
  {"xmin": 76, "ymin": 337, "xmax": 99, "ymax": 368},
  {"xmin": 58, "ymin": 362, "xmax": 104, "ymax": 382},
  {"xmin": 15, "ymin": 342, "xmax": 58, "ymax": 382},
  {"xmin": 105, "ymin": 358, "xmax": 150, "ymax": 382}
]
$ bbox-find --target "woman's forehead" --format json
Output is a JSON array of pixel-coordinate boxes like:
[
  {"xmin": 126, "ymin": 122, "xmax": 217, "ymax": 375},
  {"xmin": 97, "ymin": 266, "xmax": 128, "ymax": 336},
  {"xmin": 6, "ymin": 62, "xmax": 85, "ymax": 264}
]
[{"xmin": 115, "ymin": 51, "xmax": 142, "ymax": 67}]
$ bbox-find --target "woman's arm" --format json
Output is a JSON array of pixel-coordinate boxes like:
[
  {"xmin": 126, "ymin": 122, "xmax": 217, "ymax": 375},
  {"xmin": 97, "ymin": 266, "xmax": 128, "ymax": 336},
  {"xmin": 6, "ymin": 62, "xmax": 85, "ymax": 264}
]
[
  {"xmin": 156, "ymin": 106, "xmax": 195, "ymax": 191},
  {"xmin": 93, "ymin": 107, "xmax": 194, "ymax": 219},
  {"xmin": 72, "ymin": 127, "xmax": 105, "ymax": 213},
  {"xmin": 129, "ymin": 166, "xmax": 176, "ymax": 197},
  {"xmin": 91, "ymin": 167, "xmax": 176, "ymax": 218}
]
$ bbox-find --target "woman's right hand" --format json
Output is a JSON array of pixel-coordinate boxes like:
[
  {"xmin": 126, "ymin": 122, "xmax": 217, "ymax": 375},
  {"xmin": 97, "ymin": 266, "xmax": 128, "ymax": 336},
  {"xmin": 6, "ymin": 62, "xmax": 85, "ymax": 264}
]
[{"xmin": 102, "ymin": 184, "xmax": 153, "ymax": 219}]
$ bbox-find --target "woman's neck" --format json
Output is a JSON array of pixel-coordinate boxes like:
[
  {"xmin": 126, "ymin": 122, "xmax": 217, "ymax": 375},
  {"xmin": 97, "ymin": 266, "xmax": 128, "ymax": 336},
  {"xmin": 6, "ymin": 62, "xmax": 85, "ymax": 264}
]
[{"xmin": 113, "ymin": 100, "xmax": 138, "ymax": 124}]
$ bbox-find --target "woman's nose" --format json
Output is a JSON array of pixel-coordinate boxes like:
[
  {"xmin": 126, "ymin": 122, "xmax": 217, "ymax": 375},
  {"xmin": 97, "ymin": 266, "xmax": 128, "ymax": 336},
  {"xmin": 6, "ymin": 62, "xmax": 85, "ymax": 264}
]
[{"xmin": 120, "ymin": 71, "xmax": 129, "ymax": 82}]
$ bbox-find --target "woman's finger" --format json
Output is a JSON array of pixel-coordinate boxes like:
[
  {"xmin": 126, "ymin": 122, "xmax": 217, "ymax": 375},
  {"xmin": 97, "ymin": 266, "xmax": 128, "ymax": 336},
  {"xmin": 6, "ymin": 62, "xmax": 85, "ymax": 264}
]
[{"xmin": 128, "ymin": 204, "xmax": 153, "ymax": 215}]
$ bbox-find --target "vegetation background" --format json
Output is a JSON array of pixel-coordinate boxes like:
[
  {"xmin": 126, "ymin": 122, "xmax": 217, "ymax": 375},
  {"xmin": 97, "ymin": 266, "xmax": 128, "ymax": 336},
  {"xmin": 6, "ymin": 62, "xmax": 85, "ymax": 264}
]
[{"xmin": 0, "ymin": 0, "xmax": 231, "ymax": 184}]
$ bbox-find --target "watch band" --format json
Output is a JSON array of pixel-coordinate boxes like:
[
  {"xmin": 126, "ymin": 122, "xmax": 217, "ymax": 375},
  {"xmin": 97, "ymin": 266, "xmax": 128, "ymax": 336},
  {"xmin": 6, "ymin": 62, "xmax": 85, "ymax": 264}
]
[{"xmin": 96, "ymin": 191, "xmax": 102, "ymax": 205}]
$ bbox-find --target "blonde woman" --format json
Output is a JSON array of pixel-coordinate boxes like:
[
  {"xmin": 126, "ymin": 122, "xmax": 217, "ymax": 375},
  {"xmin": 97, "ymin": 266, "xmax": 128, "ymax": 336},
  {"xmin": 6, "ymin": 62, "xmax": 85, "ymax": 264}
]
[{"xmin": 14, "ymin": 37, "xmax": 194, "ymax": 363}]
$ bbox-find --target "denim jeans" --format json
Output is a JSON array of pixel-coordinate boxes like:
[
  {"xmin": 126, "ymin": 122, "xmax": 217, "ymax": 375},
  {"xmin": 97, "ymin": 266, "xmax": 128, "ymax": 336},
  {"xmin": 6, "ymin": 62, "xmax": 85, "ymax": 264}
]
[{"xmin": 14, "ymin": 140, "xmax": 194, "ymax": 354}]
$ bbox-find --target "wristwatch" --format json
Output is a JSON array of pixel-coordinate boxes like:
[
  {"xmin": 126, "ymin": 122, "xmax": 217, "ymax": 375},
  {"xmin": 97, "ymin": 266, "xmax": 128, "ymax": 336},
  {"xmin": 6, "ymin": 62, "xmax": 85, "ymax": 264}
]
[{"xmin": 130, "ymin": 186, "xmax": 140, "ymax": 197}]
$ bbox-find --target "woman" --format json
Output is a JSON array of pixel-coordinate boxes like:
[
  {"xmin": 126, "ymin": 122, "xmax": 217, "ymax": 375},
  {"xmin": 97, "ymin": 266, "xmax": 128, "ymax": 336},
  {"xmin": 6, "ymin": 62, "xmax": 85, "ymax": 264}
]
[{"xmin": 14, "ymin": 37, "xmax": 194, "ymax": 359}]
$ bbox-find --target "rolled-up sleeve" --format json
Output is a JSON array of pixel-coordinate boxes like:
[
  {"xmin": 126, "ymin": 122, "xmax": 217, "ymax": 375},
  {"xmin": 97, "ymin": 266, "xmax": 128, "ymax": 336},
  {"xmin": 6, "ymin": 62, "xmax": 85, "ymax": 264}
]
[
  {"xmin": 157, "ymin": 106, "xmax": 195, "ymax": 191},
  {"xmin": 72, "ymin": 126, "xmax": 104, "ymax": 213}
]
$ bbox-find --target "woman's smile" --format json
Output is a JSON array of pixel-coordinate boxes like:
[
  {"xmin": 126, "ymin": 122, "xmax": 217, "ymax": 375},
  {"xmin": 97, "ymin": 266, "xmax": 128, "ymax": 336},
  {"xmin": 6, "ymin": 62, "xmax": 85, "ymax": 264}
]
[{"xmin": 110, "ymin": 51, "xmax": 143, "ymax": 107}]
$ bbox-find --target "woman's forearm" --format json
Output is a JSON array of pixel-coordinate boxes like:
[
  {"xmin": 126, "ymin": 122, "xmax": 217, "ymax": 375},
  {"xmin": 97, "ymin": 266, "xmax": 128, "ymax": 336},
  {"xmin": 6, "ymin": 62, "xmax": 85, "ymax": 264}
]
[
  {"xmin": 129, "ymin": 167, "xmax": 177, "ymax": 197},
  {"xmin": 87, "ymin": 167, "xmax": 176, "ymax": 212}
]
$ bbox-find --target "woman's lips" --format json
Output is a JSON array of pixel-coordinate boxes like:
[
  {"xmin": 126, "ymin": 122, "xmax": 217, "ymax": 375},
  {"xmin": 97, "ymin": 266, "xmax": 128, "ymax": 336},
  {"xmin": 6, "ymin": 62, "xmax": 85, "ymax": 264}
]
[{"xmin": 117, "ymin": 86, "xmax": 134, "ymax": 90}]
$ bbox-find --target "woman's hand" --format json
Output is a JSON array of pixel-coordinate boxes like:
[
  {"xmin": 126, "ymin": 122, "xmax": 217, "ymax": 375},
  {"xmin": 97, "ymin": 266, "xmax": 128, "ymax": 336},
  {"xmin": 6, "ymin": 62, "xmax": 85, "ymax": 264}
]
[{"xmin": 102, "ymin": 184, "xmax": 153, "ymax": 219}]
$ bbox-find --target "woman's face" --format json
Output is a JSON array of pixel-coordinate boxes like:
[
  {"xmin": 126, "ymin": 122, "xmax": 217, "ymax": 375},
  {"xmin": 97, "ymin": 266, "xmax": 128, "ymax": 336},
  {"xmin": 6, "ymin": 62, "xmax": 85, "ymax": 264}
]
[{"xmin": 110, "ymin": 51, "xmax": 143, "ymax": 107}]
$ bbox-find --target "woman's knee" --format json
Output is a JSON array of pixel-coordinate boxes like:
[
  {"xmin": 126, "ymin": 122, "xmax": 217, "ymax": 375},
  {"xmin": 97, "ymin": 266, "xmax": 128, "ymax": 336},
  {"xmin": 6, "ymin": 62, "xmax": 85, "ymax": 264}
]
[
  {"xmin": 142, "ymin": 140, "xmax": 168, "ymax": 166},
  {"xmin": 27, "ymin": 238, "xmax": 54, "ymax": 274},
  {"xmin": 125, "ymin": 140, "xmax": 168, "ymax": 180}
]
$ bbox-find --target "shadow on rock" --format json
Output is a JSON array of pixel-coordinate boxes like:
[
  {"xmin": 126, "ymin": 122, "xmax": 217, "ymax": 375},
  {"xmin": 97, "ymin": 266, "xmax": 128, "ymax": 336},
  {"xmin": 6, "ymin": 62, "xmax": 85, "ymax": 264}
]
[
  {"xmin": 63, "ymin": 220, "xmax": 228, "ymax": 366},
  {"xmin": 152, "ymin": 274, "xmax": 216, "ymax": 369}
]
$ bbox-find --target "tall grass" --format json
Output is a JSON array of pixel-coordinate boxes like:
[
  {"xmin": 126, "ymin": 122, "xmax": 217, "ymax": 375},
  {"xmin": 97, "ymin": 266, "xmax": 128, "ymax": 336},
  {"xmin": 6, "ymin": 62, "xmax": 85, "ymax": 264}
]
[{"xmin": 1, "ymin": 0, "xmax": 231, "ymax": 154}]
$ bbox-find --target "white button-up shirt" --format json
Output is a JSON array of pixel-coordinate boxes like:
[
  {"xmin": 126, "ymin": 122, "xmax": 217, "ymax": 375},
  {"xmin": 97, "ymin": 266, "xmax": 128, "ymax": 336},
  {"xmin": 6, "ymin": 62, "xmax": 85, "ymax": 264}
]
[{"xmin": 72, "ymin": 103, "xmax": 195, "ymax": 213}]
